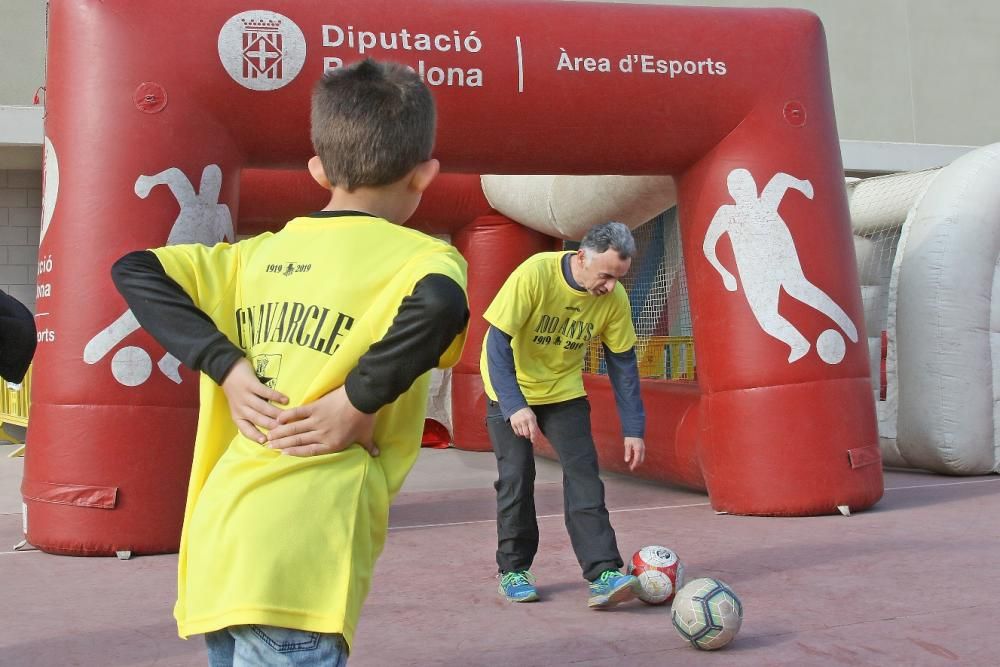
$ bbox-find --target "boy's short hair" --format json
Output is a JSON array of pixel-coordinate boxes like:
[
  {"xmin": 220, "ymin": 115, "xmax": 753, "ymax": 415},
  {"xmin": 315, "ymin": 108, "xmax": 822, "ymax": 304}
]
[{"xmin": 311, "ymin": 59, "xmax": 436, "ymax": 191}]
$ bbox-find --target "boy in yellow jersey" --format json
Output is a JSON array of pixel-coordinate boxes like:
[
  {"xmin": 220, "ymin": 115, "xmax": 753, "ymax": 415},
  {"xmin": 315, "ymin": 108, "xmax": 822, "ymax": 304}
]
[
  {"xmin": 112, "ymin": 59, "xmax": 469, "ymax": 666},
  {"xmin": 481, "ymin": 222, "xmax": 646, "ymax": 608}
]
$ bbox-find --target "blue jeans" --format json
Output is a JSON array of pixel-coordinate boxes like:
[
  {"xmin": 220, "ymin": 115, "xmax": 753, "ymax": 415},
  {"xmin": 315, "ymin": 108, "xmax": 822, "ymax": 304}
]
[{"xmin": 205, "ymin": 625, "xmax": 348, "ymax": 666}]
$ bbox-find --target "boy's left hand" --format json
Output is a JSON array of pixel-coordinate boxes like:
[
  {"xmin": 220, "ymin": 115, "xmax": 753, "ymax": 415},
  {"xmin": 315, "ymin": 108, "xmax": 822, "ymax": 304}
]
[
  {"xmin": 221, "ymin": 358, "xmax": 289, "ymax": 444},
  {"xmin": 267, "ymin": 386, "xmax": 379, "ymax": 457}
]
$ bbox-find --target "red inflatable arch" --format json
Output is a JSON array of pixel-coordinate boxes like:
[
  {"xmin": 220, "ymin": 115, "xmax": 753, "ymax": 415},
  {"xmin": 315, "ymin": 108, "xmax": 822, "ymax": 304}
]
[{"xmin": 26, "ymin": 0, "xmax": 882, "ymax": 555}]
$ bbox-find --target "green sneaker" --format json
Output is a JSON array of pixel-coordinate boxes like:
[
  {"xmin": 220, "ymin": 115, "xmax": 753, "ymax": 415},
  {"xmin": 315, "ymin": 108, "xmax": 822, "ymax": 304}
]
[
  {"xmin": 498, "ymin": 570, "xmax": 539, "ymax": 603},
  {"xmin": 587, "ymin": 569, "xmax": 638, "ymax": 609}
]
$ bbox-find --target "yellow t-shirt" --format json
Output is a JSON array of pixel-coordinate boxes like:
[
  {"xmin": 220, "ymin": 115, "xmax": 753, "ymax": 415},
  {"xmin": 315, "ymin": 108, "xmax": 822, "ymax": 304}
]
[
  {"xmin": 152, "ymin": 215, "xmax": 468, "ymax": 647},
  {"xmin": 480, "ymin": 251, "xmax": 635, "ymax": 405}
]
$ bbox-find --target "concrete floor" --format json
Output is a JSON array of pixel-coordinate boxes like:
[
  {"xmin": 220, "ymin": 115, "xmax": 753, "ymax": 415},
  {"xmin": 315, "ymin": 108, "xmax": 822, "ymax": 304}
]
[{"xmin": 2, "ymin": 441, "xmax": 1000, "ymax": 666}]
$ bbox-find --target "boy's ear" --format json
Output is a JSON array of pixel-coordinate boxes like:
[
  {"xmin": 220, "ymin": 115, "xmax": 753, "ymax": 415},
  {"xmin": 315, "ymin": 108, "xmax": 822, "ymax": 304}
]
[
  {"xmin": 308, "ymin": 156, "xmax": 332, "ymax": 189},
  {"xmin": 409, "ymin": 159, "xmax": 440, "ymax": 194}
]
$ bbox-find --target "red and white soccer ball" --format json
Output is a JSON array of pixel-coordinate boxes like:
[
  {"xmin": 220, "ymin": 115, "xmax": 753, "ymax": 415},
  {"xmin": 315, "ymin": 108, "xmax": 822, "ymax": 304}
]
[{"xmin": 627, "ymin": 545, "xmax": 684, "ymax": 605}]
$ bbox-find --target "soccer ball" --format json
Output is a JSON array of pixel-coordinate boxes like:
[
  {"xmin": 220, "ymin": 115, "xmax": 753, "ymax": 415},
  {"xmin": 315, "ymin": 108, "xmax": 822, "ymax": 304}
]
[
  {"xmin": 626, "ymin": 545, "xmax": 684, "ymax": 605},
  {"xmin": 671, "ymin": 577, "xmax": 743, "ymax": 650}
]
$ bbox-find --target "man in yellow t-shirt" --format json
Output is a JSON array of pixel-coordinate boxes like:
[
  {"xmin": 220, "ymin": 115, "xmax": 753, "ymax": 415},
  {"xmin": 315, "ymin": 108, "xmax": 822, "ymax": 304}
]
[
  {"xmin": 481, "ymin": 221, "xmax": 647, "ymax": 609},
  {"xmin": 113, "ymin": 60, "xmax": 468, "ymax": 666}
]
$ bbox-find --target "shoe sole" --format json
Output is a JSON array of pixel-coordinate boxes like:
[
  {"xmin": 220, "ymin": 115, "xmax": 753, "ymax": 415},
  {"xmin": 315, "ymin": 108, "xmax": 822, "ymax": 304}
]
[
  {"xmin": 588, "ymin": 579, "xmax": 637, "ymax": 609},
  {"xmin": 499, "ymin": 586, "xmax": 539, "ymax": 603}
]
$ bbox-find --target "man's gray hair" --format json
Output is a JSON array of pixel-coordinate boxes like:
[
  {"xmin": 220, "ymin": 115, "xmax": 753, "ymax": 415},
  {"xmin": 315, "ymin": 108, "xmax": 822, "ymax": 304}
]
[{"xmin": 579, "ymin": 221, "xmax": 636, "ymax": 260}]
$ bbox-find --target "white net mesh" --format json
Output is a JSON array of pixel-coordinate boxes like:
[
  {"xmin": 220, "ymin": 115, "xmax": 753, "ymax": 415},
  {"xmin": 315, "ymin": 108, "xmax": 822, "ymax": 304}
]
[
  {"xmin": 848, "ymin": 170, "xmax": 940, "ymax": 234},
  {"xmin": 848, "ymin": 169, "xmax": 940, "ymax": 405}
]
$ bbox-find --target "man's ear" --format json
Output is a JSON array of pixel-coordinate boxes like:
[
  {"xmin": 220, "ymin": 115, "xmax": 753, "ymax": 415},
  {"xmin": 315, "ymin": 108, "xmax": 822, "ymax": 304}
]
[
  {"xmin": 409, "ymin": 159, "xmax": 440, "ymax": 194},
  {"xmin": 308, "ymin": 156, "xmax": 332, "ymax": 189}
]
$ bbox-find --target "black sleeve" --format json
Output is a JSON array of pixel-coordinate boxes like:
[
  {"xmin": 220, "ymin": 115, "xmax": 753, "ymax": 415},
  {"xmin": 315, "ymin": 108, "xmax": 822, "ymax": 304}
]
[
  {"xmin": 111, "ymin": 250, "xmax": 245, "ymax": 384},
  {"xmin": 0, "ymin": 290, "xmax": 36, "ymax": 383},
  {"xmin": 344, "ymin": 273, "xmax": 469, "ymax": 414}
]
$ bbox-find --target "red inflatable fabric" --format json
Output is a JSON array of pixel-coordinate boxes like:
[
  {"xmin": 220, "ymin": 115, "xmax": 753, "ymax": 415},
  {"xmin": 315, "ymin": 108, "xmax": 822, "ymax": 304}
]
[{"xmin": 28, "ymin": 0, "xmax": 882, "ymax": 556}]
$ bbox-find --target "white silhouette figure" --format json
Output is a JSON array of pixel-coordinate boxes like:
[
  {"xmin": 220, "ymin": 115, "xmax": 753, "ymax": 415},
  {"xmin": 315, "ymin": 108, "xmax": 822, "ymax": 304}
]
[
  {"xmin": 86, "ymin": 164, "xmax": 233, "ymax": 386},
  {"xmin": 40, "ymin": 136, "xmax": 59, "ymax": 244},
  {"xmin": 83, "ymin": 310, "xmax": 182, "ymax": 385},
  {"xmin": 135, "ymin": 164, "xmax": 234, "ymax": 245},
  {"xmin": 703, "ymin": 168, "xmax": 858, "ymax": 364}
]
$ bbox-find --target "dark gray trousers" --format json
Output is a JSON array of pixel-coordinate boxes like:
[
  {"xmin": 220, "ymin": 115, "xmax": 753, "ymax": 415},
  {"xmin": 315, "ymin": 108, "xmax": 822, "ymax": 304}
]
[{"xmin": 487, "ymin": 396, "xmax": 623, "ymax": 582}]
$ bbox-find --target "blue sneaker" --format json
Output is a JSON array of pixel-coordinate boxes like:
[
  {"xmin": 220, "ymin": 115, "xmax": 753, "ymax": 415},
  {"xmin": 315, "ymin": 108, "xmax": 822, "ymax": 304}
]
[
  {"xmin": 498, "ymin": 570, "xmax": 539, "ymax": 602},
  {"xmin": 587, "ymin": 569, "xmax": 638, "ymax": 609}
]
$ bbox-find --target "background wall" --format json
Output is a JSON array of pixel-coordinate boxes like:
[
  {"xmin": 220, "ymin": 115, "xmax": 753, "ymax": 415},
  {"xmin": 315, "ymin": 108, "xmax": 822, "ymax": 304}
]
[
  {"xmin": 0, "ymin": 169, "xmax": 42, "ymax": 312},
  {"xmin": 621, "ymin": 0, "xmax": 1000, "ymax": 147},
  {"xmin": 0, "ymin": 1, "xmax": 46, "ymax": 105},
  {"xmin": 0, "ymin": 0, "xmax": 46, "ymax": 174}
]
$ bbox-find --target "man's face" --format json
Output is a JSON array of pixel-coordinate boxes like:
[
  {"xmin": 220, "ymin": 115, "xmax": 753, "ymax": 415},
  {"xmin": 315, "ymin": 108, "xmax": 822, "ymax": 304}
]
[{"xmin": 575, "ymin": 248, "xmax": 632, "ymax": 296}]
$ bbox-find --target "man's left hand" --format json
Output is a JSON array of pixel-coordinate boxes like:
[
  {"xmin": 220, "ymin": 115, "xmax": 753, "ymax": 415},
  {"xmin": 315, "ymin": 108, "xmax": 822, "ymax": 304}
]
[{"xmin": 624, "ymin": 437, "xmax": 645, "ymax": 471}]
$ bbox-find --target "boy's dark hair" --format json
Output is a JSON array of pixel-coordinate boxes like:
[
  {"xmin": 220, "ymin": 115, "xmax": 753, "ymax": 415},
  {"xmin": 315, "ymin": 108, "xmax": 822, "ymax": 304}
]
[{"xmin": 311, "ymin": 59, "xmax": 436, "ymax": 191}]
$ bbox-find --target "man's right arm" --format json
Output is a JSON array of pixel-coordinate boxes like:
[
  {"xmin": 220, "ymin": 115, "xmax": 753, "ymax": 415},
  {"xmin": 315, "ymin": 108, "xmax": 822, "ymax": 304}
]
[
  {"xmin": 486, "ymin": 325, "xmax": 540, "ymax": 443},
  {"xmin": 486, "ymin": 326, "xmax": 528, "ymax": 420}
]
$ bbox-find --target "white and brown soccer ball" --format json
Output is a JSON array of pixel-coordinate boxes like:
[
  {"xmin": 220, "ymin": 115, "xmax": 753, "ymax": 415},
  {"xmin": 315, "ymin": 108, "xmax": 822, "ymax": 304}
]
[{"xmin": 626, "ymin": 545, "xmax": 684, "ymax": 605}]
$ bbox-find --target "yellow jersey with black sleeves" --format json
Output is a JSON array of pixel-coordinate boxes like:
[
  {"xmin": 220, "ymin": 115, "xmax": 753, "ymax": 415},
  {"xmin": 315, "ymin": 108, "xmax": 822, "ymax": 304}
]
[
  {"xmin": 480, "ymin": 251, "xmax": 635, "ymax": 405},
  {"xmin": 151, "ymin": 215, "xmax": 467, "ymax": 646}
]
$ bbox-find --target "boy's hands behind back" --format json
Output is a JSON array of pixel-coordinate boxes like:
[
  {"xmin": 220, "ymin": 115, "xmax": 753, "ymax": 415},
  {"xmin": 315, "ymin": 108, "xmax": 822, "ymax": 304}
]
[
  {"xmin": 267, "ymin": 386, "xmax": 379, "ymax": 458},
  {"xmin": 221, "ymin": 358, "xmax": 288, "ymax": 443}
]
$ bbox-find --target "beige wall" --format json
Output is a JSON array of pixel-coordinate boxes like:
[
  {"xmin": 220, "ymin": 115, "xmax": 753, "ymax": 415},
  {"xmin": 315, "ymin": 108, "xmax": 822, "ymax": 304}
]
[
  {"xmin": 592, "ymin": 0, "xmax": 1000, "ymax": 147},
  {"xmin": 0, "ymin": 1, "xmax": 47, "ymax": 106},
  {"xmin": 906, "ymin": 2, "xmax": 1000, "ymax": 145},
  {"xmin": 0, "ymin": 169, "xmax": 42, "ymax": 313}
]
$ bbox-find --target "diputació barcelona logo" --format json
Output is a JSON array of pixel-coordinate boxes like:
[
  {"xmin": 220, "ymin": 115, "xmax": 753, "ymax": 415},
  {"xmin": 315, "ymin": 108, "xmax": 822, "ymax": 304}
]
[{"xmin": 218, "ymin": 10, "xmax": 306, "ymax": 91}]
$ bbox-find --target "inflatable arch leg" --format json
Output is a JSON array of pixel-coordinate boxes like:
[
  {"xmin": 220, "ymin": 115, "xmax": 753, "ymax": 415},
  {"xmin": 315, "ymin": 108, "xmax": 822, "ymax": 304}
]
[
  {"xmin": 675, "ymin": 44, "xmax": 882, "ymax": 515},
  {"xmin": 26, "ymin": 132, "xmax": 243, "ymax": 554}
]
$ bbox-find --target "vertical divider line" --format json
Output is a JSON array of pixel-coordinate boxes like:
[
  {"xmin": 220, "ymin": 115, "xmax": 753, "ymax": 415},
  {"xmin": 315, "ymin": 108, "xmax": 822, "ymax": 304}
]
[{"xmin": 515, "ymin": 36, "xmax": 524, "ymax": 93}]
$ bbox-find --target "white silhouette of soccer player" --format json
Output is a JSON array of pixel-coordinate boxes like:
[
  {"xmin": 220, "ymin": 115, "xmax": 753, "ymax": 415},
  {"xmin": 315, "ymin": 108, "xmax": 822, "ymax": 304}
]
[
  {"xmin": 135, "ymin": 164, "xmax": 234, "ymax": 245},
  {"xmin": 703, "ymin": 168, "xmax": 858, "ymax": 364},
  {"xmin": 86, "ymin": 164, "xmax": 233, "ymax": 386}
]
